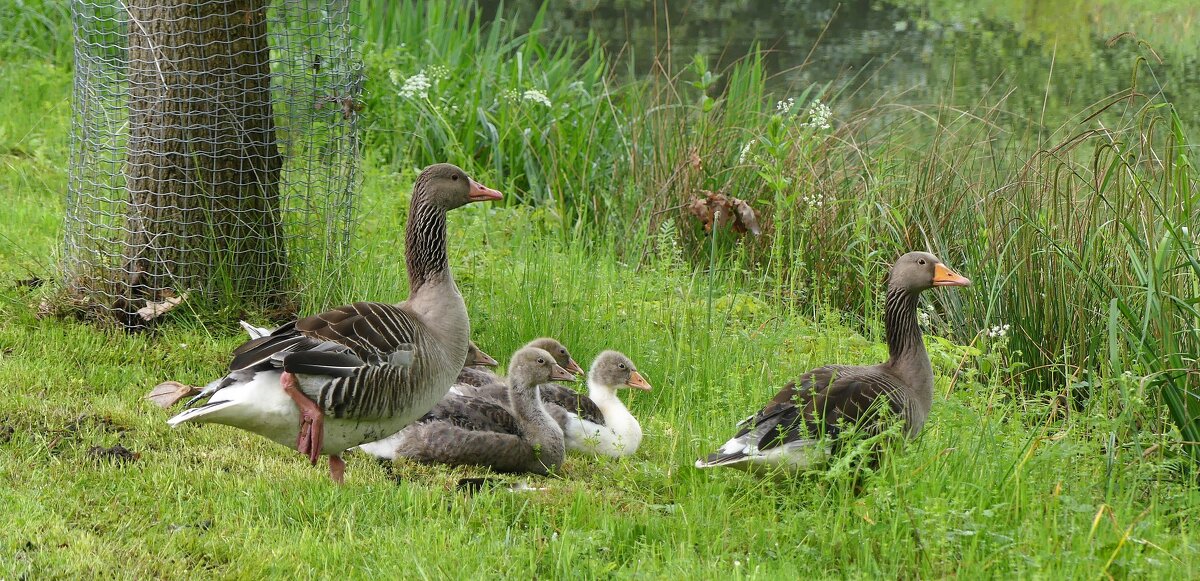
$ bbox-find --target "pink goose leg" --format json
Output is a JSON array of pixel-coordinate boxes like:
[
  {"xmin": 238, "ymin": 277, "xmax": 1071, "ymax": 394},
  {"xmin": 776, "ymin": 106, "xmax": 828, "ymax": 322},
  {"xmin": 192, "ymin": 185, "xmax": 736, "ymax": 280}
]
[{"xmin": 280, "ymin": 371, "xmax": 325, "ymax": 469}]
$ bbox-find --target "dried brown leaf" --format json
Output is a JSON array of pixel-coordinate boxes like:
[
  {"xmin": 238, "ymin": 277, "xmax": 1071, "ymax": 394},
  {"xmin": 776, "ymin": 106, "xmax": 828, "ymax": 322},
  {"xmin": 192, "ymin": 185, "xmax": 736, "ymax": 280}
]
[
  {"xmin": 137, "ymin": 292, "xmax": 188, "ymax": 321},
  {"xmin": 732, "ymin": 198, "xmax": 762, "ymax": 236},
  {"xmin": 145, "ymin": 381, "xmax": 199, "ymax": 409}
]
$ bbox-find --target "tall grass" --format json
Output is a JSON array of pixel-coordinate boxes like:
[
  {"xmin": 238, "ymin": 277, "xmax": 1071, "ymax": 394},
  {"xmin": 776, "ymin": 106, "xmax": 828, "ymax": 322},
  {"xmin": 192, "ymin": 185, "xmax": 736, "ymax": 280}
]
[
  {"xmin": 4, "ymin": 3, "xmax": 1200, "ymax": 575},
  {"xmin": 4, "ymin": 0, "xmax": 1197, "ymax": 466}
]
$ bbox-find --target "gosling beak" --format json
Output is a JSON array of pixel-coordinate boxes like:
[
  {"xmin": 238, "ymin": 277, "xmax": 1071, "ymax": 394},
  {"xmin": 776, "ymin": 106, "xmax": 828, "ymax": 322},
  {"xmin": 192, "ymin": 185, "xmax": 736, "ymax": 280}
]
[
  {"xmin": 473, "ymin": 349, "xmax": 499, "ymax": 367},
  {"xmin": 932, "ymin": 263, "xmax": 972, "ymax": 287},
  {"xmin": 550, "ymin": 363, "xmax": 575, "ymax": 382},
  {"xmin": 468, "ymin": 178, "xmax": 504, "ymax": 202},
  {"xmin": 625, "ymin": 371, "xmax": 653, "ymax": 391},
  {"xmin": 564, "ymin": 358, "xmax": 585, "ymax": 378}
]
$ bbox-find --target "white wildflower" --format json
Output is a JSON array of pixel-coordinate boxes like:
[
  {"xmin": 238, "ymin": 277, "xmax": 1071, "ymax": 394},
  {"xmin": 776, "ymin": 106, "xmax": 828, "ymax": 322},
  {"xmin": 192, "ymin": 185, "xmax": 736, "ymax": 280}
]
[
  {"xmin": 426, "ymin": 64, "xmax": 451, "ymax": 81},
  {"xmin": 387, "ymin": 69, "xmax": 402, "ymax": 86},
  {"xmin": 801, "ymin": 99, "xmax": 833, "ymax": 130},
  {"xmin": 986, "ymin": 323, "xmax": 1011, "ymax": 338},
  {"xmin": 500, "ymin": 88, "xmax": 521, "ymax": 104},
  {"xmin": 737, "ymin": 139, "xmax": 756, "ymax": 164},
  {"xmin": 917, "ymin": 305, "xmax": 935, "ymax": 327},
  {"xmin": 398, "ymin": 72, "xmax": 430, "ymax": 100},
  {"xmin": 776, "ymin": 97, "xmax": 795, "ymax": 114},
  {"xmin": 522, "ymin": 89, "xmax": 553, "ymax": 107},
  {"xmin": 800, "ymin": 192, "xmax": 827, "ymax": 208}
]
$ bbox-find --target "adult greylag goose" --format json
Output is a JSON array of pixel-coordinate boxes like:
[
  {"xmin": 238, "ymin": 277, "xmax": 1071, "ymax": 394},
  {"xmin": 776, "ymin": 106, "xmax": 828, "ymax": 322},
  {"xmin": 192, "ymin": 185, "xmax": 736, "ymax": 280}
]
[
  {"xmin": 166, "ymin": 163, "xmax": 502, "ymax": 483},
  {"xmin": 451, "ymin": 337, "xmax": 583, "ymax": 389},
  {"xmin": 695, "ymin": 252, "xmax": 971, "ymax": 474},
  {"xmin": 368, "ymin": 347, "xmax": 574, "ymax": 475},
  {"xmin": 457, "ymin": 350, "xmax": 651, "ymax": 457}
]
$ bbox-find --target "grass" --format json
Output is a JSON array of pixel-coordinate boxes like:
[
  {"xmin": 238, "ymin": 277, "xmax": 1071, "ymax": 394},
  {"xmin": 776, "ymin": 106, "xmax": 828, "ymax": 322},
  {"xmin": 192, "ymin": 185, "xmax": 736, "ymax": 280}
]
[{"xmin": 3, "ymin": 0, "xmax": 1200, "ymax": 577}]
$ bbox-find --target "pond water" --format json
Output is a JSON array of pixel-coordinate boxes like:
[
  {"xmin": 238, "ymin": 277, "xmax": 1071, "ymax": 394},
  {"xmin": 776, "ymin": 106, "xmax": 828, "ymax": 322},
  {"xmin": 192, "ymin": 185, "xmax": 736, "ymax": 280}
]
[{"xmin": 479, "ymin": 0, "xmax": 1200, "ymax": 137}]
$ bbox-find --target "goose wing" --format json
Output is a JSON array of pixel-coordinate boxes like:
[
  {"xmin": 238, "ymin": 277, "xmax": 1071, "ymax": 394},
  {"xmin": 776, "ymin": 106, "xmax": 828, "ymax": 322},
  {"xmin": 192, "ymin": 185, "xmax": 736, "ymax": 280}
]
[
  {"xmin": 277, "ymin": 351, "xmax": 423, "ymax": 420},
  {"xmin": 699, "ymin": 365, "xmax": 903, "ymax": 467},
  {"xmin": 229, "ymin": 302, "xmax": 420, "ymax": 371},
  {"xmin": 456, "ymin": 366, "xmax": 499, "ymax": 388},
  {"xmin": 187, "ymin": 302, "xmax": 421, "ymax": 408},
  {"xmin": 446, "ymin": 381, "xmax": 603, "ymax": 426},
  {"xmin": 538, "ymin": 383, "xmax": 605, "ymax": 425},
  {"xmin": 417, "ymin": 394, "xmax": 521, "ymax": 435}
]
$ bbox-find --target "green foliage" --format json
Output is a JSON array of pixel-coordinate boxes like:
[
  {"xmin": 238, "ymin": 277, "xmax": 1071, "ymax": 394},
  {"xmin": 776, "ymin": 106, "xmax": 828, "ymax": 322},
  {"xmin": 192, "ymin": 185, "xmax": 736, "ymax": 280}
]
[
  {"xmin": 3, "ymin": 0, "xmax": 1200, "ymax": 576},
  {"xmin": 357, "ymin": 0, "xmax": 626, "ymax": 215}
]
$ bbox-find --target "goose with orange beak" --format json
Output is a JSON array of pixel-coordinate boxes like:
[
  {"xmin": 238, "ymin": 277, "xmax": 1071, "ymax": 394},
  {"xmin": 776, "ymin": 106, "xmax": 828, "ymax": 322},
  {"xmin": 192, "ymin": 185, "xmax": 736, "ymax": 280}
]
[{"xmin": 696, "ymin": 251, "xmax": 970, "ymax": 474}]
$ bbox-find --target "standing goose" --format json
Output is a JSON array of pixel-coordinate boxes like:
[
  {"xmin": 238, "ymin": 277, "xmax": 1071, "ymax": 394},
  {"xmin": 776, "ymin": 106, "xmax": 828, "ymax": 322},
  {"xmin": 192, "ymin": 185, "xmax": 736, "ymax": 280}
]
[
  {"xmin": 375, "ymin": 347, "xmax": 574, "ymax": 475},
  {"xmin": 696, "ymin": 252, "xmax": 970, "ymax": 473},
  {"xmin": 167, "ymin": 163, "xmax": 502, "ymax": 483},
  {"xmin": 452, "ymin": 337, "xmax": 584, "ymax": 389},
  {"xmin": 457, "ymin": 350, "xmax": 652, "ymax": 457}
]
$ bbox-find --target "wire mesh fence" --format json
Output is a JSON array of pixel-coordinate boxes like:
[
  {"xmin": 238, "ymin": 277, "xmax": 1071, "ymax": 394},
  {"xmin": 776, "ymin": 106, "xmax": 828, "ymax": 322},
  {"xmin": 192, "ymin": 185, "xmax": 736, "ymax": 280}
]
[{"xmin": 63, "ymin": 0, "xmax": 361, "ymax": 328}]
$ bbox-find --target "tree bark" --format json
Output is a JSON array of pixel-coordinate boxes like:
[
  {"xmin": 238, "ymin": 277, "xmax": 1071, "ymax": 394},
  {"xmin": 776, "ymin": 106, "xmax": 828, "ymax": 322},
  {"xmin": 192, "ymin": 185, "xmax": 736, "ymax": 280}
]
[{"xmin": 121, "ymin": 0, "xmax": 290, "ymax": 324}]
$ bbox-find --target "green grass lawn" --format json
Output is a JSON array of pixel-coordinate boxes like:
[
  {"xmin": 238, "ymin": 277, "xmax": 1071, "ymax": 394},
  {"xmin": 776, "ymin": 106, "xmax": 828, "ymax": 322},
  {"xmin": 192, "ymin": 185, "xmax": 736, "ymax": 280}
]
[{"xmin": 1, "ymin": 60, "xmax": 1198, "ymax": 579}]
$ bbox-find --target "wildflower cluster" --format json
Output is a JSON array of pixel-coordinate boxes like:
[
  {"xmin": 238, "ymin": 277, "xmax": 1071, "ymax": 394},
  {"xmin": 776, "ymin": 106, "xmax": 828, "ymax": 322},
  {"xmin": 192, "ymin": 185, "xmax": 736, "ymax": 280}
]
[
  {"xmin": 800, "ymin": 192, "xmax": 827, "ymax": 208},
  {"xmin": 737, "ymin": 139, "xmax": 757, "ymax": 163},
  {"xmin": 426, "ymin": 65, "xmax": 451, "ymax": 81},
  {"xmin": 775, "ymin": 97, "xmax": 795, "ymax": 114},
  {"xmin": 522, "ymin": 89, "xmax": 553, "ymax": 107},
  {"xmin": 396, "ymin": 71, "xmax": 430, "ymax": 99},
  {"xmin": 917, "ymin": 304, "xmax": 936, "ymax": 327},
  {"xmin": 986, "ymin": 323, "xmax": 1011, "ymax": 338},
  {"xmin": 801, "ymin": 100, "xmax": 832, "ymax": 130}
]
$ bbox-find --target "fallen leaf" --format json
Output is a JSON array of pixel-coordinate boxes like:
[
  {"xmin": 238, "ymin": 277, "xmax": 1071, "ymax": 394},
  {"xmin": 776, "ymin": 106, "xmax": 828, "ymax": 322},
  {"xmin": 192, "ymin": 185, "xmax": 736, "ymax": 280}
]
[
  {"xmin": 137, "ymin": 293, "xmax": 188, "ymax": 321},
  {"xmin": 146, "ymin": 381, "xmax": 199, "ymax": 409}
]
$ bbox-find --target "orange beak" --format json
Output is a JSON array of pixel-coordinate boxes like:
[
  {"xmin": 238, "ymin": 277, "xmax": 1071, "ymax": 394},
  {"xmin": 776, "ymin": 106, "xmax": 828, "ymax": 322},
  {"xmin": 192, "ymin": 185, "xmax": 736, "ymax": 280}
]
[
  {"xmin": 468, "ymin": 178, "xmax": 503, "ymax": 202},
  {"xmin": 564, "ymin": 358, "xmax": 584, "ymax": 377},
  {"xmin": 473, "ymin": 349, "xmax": 499, "ymax": 367},
  {"xmin": 550, "ymin": 363, "xmax": 575, "ymax": 382},
  {"xmin": 932, "ymin": 263, "xmax": 972, "ymax": 287},
  {"xmin": 625, "ymin": 370, "xmax": 653, "ymax": 391}
]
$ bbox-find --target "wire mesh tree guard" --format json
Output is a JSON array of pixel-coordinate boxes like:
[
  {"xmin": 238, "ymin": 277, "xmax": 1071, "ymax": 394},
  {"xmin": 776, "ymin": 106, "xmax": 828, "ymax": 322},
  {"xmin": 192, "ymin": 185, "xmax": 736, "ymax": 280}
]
[{"xmin": 63, "ymin": 0, "xmax": 361, "ymax": 328}]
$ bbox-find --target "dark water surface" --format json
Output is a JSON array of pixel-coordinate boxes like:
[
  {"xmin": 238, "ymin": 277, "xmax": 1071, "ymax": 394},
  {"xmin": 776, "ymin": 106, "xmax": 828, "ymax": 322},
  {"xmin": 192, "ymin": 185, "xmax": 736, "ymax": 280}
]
[{"xmin": 478, "ymin": 0, "xmax": 1200, "ymax": 135}]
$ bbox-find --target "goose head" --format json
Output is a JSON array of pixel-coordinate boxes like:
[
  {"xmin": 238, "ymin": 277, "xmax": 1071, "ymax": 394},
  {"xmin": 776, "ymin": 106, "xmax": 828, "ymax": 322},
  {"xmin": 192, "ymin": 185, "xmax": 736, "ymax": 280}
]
[
  {"xmin": 415, "ymin": 163, "xmax": 503, "ymax": 210},
  {"xmin": 508, "ymin": 347, "xmax": 576, "ymax": 395},
  {"xmin": 523, "ymin": 337, "xmax": 584, "ymax": 377},
  {"xmin": 588, "ymin": 350, "xmax": 652, "ymax": 395},
  {"xmin": 465, "ymin": 340, "xmax": 499, "ymax": 368},
  {"xmin": 888, "ymin": 251, "xmax": 972, "ymax": 293}
]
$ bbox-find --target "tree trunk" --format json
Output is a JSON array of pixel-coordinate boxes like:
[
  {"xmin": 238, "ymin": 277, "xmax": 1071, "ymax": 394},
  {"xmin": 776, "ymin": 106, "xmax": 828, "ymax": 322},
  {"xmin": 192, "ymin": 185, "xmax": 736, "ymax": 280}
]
[{"xmin": 121, "ymin": 0, "xmax": 291, "ymax": 325}]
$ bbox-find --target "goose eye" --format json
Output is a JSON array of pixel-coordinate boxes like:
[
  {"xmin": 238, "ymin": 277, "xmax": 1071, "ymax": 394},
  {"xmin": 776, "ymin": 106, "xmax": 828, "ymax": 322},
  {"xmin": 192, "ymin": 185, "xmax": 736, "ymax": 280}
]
[
  {"xmin": 618, "ymin": 363, "xmax": 626, "ymax": 370},
  {"xmin": 452, "ymin": 174, "xmax": 459, "ymax": 181},
  {"xmin": 537, "ymin": 358, "xmax": 545, "ymax": 364},
  {"xmin": 918, "ymin": 258, "xmax": 927, "ymax": 265},
  {"xmin": 560, "ymin": 349, "xmax": 567, "ymax": 355}
]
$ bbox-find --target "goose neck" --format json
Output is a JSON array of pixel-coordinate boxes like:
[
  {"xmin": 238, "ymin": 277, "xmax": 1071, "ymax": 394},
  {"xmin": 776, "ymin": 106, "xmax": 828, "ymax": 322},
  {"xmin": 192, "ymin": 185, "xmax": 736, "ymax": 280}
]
[
  {"xmin": 510, "ymin": 385, "xmax": 561, "ymax": 433},
  {"xmin": 405, "ymin": 197, "xmax": 449, "ymax": 295},
  {"xmin": 587, "ymin": 381, "xmax": 626, "ymax": 415},
  {"xmin": 884, "ymin": 286, "xmax": 924, "ymax": 362},
  {"xmin": 883, "ymin": 286, "xmax": 934, "ymax": 408}
]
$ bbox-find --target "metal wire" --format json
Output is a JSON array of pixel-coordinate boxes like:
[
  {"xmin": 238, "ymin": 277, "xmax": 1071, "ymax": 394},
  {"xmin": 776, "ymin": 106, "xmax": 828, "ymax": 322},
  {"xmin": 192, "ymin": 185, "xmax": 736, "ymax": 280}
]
[{"xmin": 63, "ymin": 0, "xmax": 360, "ymax": 326}]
